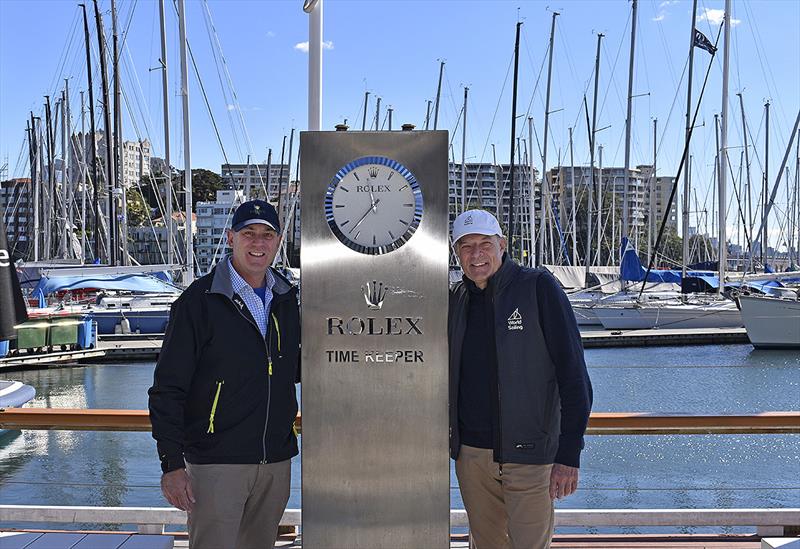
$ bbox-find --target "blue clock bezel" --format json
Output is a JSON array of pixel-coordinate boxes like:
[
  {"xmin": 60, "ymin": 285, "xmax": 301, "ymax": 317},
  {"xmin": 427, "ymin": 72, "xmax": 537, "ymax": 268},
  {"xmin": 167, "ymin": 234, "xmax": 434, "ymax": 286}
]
[{"xmin": 324, "ymin": 156, "xmax": 424, "ymax": 255}]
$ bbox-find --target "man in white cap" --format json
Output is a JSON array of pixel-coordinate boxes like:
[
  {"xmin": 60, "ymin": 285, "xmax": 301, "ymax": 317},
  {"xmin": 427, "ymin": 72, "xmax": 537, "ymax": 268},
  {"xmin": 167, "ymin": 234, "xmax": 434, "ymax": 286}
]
[{"xmin": 448, "ymin": 209, "xmax": 592, "ymax": 549}]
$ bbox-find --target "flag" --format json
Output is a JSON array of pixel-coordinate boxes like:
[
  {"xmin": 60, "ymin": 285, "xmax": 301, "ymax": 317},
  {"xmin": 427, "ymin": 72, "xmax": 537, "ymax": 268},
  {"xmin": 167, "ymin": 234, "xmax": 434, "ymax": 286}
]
[
  {"xmin": 693, "ymin": 28, "xmax": 717, "ymax": 54},
  {"xmin": 0, "ymin": 215, "xmax": 28, "ymax": 340}
]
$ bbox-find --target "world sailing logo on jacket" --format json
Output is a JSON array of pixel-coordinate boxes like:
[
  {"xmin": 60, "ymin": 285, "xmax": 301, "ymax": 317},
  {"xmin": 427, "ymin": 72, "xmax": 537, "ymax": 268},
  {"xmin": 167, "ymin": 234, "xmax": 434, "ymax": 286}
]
[{"xmin": 507, "ymin": 308, "xmax": 524, "ymax": 331}]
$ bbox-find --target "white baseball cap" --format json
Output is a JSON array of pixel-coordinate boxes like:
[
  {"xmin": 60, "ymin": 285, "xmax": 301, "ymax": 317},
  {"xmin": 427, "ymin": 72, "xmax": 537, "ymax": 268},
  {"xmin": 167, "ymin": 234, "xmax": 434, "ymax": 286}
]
[{"xmin": 451, "ymin": 209, "xmax": 503, "ymax": 244}]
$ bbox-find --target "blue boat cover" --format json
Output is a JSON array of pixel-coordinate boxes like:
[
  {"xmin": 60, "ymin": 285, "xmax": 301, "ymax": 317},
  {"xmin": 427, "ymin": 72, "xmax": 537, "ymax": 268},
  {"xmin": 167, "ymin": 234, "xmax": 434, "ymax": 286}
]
[
  {"xmin": 619, "ymin": 237, "xmax": 714, "ymax": 283},
  {"xmin": 33, "ymin": 273, "xmax": 181, "ymax": 296}
]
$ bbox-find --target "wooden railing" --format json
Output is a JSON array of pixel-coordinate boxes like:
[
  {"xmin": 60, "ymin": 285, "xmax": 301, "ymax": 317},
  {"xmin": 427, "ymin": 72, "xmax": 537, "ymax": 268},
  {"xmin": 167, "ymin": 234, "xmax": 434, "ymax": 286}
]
[{"xmin": 1, "ymin": 408, "xmax": 799, "ymax": 435}]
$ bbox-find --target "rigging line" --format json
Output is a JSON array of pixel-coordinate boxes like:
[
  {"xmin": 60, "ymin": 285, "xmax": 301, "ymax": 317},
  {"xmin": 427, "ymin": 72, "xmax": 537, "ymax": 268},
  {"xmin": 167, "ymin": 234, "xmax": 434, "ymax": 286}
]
[
  {"xmin": 46, "ymin": 10, "xmax": 81, "ymax": 97},
  {"xmin": 474, "ymin": 52, "xmax": 515, "ymax": 196},
  {"xmin": 519, "ymin": 25, "xmax": 549, "ymax": 125},
  {"xmin": 742, "ymin": 0, "xmax": 791, "ymax": 137},
  {"xmin": 200, "ymin": 0, "xmax": 244, "ymax": 161},
  {"xmin": 597, "ymin": 13, "xmax": 630, "ymax": 134},
  {"xmin": 168, "ymin": 0, "xmax": 234, "ymax": 185},
  {"xmin": 120, "ymin": 39, "xmax": 157, "ymax": 143}
]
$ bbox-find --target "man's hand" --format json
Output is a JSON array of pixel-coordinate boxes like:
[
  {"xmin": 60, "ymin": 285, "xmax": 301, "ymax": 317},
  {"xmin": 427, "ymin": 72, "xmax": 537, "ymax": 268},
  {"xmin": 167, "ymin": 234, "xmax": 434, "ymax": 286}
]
[
  {"xmin": 161, "ymin": 468, "xmax": 195, "ymax": 512},
  {"xmin": 549, "ymin": 463, "xmax": 579, "ymax": 500}
]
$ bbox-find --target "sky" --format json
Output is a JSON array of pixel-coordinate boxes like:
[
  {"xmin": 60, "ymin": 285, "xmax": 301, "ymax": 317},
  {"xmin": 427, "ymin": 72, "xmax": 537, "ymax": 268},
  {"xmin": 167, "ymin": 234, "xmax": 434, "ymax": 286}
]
[{"xmin": 1, "ymin": 0, "xmax": 799, "ymax": 246}]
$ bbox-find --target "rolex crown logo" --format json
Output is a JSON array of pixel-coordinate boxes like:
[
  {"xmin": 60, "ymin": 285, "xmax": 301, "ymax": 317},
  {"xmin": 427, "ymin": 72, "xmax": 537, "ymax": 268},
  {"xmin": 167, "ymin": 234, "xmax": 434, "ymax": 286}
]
[
  {"xmin": 368, "ymin": 167, "xmax": 380, "ymax": 179},
  {"xmin": 362, "ymin": 280, "xmax": 388, "ymax": 310}
]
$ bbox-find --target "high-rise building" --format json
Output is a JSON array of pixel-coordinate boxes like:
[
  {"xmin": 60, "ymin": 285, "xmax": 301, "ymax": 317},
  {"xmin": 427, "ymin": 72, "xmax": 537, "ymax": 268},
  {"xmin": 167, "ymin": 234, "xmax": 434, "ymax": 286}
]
[
  {"xmin": 0, "ymin": 178, "xmax": 32, "ymax": 259},
  {"xmin": 129, "ymin": 211, "xmax": 195, "ymax": 266},
  {"xmin": 195, "ymin": 189, "xmax": 246, "ymax": 273},
  {"xmin": 448, "ymin": 162, "xmax": 537, "ymax": 261},
  {"xmin": 220, "ymin": 162, "xmax": 289, "ymax": 202}
]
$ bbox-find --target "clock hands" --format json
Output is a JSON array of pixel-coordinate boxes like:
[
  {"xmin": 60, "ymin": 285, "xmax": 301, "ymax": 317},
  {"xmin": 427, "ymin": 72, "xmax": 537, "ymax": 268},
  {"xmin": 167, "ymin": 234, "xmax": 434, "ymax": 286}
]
[{"xmin": 350, "ymin": 198, "xmax": 381, "ymax": 234}]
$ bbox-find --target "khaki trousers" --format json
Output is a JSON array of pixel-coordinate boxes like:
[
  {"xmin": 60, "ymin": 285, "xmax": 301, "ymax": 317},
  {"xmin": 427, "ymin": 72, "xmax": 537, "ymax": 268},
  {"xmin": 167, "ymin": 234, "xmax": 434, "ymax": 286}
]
[
  {"xmin": 456, "ymin": 445, "xmax": 554, "ymax": 549},
  {"xmin": 186, "ymin": 460, "xmax": 291, "ymax": 549}
]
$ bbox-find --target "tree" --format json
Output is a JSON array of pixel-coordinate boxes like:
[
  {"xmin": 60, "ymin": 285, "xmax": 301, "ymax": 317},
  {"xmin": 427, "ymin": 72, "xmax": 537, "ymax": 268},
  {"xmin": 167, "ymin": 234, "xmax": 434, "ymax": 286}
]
[
  {"xmin": 126, "ymin": 188, "xmax": 150, "ymax": 227},
  {"xmin": 178, "ymin": 168, "xmax": 223, "ymax": 210}
]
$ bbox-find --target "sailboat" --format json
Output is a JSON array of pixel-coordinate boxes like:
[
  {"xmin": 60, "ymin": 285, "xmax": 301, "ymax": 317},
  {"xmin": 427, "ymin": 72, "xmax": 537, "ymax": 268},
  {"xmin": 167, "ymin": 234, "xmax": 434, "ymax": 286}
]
[{"xmin": 738, "ymin": 292, "xmax": 800, "ymax": 349}]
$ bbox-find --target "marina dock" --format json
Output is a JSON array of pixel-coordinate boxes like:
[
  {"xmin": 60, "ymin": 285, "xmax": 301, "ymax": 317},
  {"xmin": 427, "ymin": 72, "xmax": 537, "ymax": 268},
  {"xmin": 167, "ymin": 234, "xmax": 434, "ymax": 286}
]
[{"xmin": 0, "ymin": 327, "xmax": 754, "ymax": 370}]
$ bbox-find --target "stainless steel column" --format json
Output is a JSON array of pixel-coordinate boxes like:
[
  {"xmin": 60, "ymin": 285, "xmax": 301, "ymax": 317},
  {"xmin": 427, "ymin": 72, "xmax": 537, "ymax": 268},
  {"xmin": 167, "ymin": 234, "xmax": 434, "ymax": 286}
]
[{"xmin": 300, "ymin": 130, "xmax": 450, "ymax": 548}]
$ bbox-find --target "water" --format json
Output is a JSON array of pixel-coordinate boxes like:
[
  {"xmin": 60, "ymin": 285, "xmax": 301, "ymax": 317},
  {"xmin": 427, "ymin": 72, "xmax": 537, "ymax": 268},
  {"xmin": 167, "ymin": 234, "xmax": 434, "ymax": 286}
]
[{"xmin": 0, "ymin": 344, "xmax": 798, "ymax": 533}]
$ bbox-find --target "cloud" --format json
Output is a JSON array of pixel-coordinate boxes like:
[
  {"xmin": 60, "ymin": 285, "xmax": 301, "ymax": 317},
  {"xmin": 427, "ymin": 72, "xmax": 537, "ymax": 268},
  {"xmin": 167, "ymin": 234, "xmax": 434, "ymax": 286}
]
[
  {"xmin": 226, "ymin": 104, "xmax": 262, "ymax": 112},
  {"xmin": 294, "ymin": 40, "xmax": 334, "ymax": 53},
  {"xmin": 266, "ymin": 31, "xmax": 275, "ymax": 38},
  {"xmin": 697, "ymin": 7, "xmax": 741, "ymax": 26},
  {"xmin": 653, "ymin": 0, "xmax": 679, "ymax": 22}
]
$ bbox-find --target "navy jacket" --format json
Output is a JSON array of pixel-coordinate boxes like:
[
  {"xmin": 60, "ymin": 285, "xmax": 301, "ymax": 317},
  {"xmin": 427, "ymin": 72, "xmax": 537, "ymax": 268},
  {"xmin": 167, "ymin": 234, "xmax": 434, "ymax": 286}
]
[
  {"xmin": 449, "ymin": 256, "xmax": 593, "ymax": 467},
  {"xmin": 148, "ymin": 260, "xmax": 300, "ymax": 473}
]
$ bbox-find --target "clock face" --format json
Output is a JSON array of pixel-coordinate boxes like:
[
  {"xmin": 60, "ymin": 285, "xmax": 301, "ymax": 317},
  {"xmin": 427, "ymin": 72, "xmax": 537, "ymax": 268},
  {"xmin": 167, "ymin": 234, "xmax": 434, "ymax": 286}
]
[{"xmin": 325, "ymin": 156, "xmax": 423, "ymax": 255}]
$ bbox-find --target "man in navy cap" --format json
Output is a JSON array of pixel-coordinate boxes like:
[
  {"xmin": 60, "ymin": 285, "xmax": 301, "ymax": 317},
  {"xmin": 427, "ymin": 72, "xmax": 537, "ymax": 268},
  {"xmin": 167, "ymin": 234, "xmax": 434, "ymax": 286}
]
[{"xmin": 149, "ymin": 199, "xmax": 300, "ymax": 548}]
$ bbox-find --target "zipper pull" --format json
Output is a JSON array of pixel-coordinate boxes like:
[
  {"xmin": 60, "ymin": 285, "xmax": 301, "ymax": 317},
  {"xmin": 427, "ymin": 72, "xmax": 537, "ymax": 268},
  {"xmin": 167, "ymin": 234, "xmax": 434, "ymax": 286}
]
[
  {"xmin": 499, "ymin": 462, "xmax": 504, "ymax": 477},
  {"xmin": 268, "ymin": 359, "xmax": 273, "ymax": 376}
]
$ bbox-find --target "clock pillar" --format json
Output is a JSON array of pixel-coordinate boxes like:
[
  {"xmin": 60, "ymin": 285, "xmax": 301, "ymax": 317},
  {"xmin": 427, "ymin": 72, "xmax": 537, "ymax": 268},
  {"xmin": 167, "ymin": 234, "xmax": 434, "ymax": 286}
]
[{"xmin": 300, "ymin": 130, "xmax": 450, "ymax": 548}]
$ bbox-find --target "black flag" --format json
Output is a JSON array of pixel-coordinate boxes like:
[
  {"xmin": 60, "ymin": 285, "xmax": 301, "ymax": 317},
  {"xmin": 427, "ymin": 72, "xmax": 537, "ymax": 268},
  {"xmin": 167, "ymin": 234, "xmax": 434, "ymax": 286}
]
[
  {"xmin": 0, "ymin": 215, "xmax": 28, "ymax": 340},
  {"xmin": 693, "ymin": 28, "xmax": 717, "ymax": 54}
]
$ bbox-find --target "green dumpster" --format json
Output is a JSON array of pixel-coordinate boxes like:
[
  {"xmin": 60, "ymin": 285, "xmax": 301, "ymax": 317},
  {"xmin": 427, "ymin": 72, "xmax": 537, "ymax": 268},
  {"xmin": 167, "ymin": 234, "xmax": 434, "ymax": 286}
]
[
  {"xmin": 16, "ymin": 322, "xmax": 49, "ymax": 349},
  {"xmin": 49, "ymin": 318, "xmax": 81, "ymax": 347}
]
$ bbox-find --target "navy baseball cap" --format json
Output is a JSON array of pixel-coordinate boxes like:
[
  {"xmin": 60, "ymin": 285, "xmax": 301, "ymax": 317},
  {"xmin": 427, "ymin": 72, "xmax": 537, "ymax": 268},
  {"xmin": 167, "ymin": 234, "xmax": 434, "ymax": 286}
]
[{"xmin": 231, "ymin": 200, "xmax": 281, "ymax": 233}]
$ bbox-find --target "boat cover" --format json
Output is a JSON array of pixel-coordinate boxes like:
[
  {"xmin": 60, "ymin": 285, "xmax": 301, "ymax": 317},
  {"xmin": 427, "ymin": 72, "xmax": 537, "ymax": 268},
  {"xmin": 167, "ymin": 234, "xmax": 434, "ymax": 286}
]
[{"xmin": 33, "ymin": 273, "xmax": 182, "ymax": 297}]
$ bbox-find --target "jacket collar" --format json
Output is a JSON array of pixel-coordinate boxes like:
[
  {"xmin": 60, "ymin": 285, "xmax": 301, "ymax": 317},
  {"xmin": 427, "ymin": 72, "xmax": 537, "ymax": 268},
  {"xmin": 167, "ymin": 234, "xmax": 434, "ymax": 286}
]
[{"xmin": 209, "ymin": 255, "xmax": 292, "ymax": 299}]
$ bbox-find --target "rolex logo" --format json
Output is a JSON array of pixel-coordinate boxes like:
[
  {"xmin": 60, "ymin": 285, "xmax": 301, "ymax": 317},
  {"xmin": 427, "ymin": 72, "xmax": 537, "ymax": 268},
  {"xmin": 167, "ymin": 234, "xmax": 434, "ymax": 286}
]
[
  {"xmin": 368, "ymin": 167, "xmax": 380, "ymax": 179},
  {"xmin": 362, "ymin": 280, "xmax": 388, "ymax": 310}
]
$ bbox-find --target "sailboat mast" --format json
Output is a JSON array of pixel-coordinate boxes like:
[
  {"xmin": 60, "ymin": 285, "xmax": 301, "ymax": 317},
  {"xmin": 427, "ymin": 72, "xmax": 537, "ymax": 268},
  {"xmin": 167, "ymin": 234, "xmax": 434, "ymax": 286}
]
[
  {"xmin": 596, "ymin": 145, "xmax": 603, "ymax": 266},
  {"xmin": 60, "ymin": 90, "xmax": 68, "ymax": 258},
  {"xmin": 539, "ymin": 11, "xmax": 558, "ymax": 267},
  {"xmin": 93, "ymin": 0, "xmax": 115, "ymax": 264},
  {"xmin": 569, "ymin": 127, "xmax": 577, "ymax": 265},
  {"xmin": 682, "ymin": 0, "xmax": 698, "ymax": 280},
  {"xmin": 622, "ymin": 0, "xmax": 637, "ymax": 243},
  {"xmin": 277, "ymin": 135, "xmax": 287, "ymax": 213},
  {"xmin": 528, "ymin": 117, "xmax": 537, "ymax": 267},
  {"xmin": 433, "ymin": 61, "xmax": 445, "ymax": 131},
  {"xmin": 508, "ymin": 22, "xmax": 522, "ymax": 261},
  {"xmin": 587, "ymin": 34, "xmax": 603, "ymax": 278},
  {"xmin": 79, "ymin": 4, "xmax": 100, "ymax": 262},
  {"xmin": 461, "ymin": 87, "xmax": 468, "ymax": 212},
  {"xmin": 763, "ymin": 100, "xmax": 769, "ymax": 265},
  {"xmin": 717, "ymin": 0, "xmax": 730, "ymax": 293},
  {"xmin": 65, "ymin": 80, "xmax": 75, "ymax": 259},
  {"xmin": 44, "ymin": 96, "xmax": 55, "ymax": 258},
  {"xmin": 31, "ymin": 114, "xmax": 41, "ymax": 261},
  {"xmin": 649, "ymin": 118, "xmax": 657, "ymax": 263},
  {"xmin": 177, "ymin": 0, "xmax": 193, "ymax": 283},
  {"xmin": 80, "ymin": 92, "xmax": 87, "ymax": 262},
  {"xmin": 112, "ymin": 0, "xmax": 128, "ymax": 265},
  {"xmin": 362, "ymin": 92, "xmax": 369, "ymax": 132},
  {"xmin": 158, "ymin": 0, "xmax": 174, "ymax": 264}
]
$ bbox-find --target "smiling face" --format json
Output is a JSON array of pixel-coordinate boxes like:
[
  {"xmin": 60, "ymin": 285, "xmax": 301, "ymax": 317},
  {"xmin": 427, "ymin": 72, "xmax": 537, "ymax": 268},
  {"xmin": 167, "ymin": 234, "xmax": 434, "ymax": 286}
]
[
  {"xmin": 456, "ymin": 233, "xmax": 506, "ymax": 290},
  {"xmin": 226, "ymin": 224, "xmax": 281, "ymax": 288}
]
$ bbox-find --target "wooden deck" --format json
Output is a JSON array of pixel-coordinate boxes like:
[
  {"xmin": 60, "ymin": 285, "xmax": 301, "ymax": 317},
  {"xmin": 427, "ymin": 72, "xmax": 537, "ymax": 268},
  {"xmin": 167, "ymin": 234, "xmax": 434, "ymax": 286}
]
[{"xmin": 0, "ymin": 531, "xmax": 772, "ymax": 548}]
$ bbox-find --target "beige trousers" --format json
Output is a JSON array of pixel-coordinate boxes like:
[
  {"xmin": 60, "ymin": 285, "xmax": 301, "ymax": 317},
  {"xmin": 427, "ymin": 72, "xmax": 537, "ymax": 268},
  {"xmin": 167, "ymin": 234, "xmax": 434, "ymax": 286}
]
[
  {"xmin": 186, "ymin": 460, "xmax": 291, "ymax": 549},
  {"xmin": 456, "ymin": 445, "xmax": 554, "ymax": 549}
]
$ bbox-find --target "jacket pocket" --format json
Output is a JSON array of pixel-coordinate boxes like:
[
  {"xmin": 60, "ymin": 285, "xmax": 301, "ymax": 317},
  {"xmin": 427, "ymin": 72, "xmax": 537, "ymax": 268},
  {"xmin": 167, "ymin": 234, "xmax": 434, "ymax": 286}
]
[{"xmin": 207, "ymin": 380, "xmax": 224, "ymax": 434}]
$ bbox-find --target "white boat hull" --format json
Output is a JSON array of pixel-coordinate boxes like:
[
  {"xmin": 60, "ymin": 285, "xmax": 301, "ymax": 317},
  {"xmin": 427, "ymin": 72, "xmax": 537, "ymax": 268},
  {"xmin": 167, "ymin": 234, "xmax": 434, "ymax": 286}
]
[
  {"xmin": 636, "ymin": 303, "xmax": 743, "ymax": 329},
  {"xmin": 738, "ymin": 295, "xmax": 800, "ymax": 349},
  {"xmin": 594, "ymin": 306, "xmax": 651, "ymax": 330}
]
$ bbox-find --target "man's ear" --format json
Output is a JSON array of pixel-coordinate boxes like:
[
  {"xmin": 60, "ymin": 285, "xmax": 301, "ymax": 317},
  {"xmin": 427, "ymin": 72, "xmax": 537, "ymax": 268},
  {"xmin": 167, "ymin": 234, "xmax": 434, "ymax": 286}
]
[
  {"xmin": 226, "ymin": 229, "xmax": 234, "ymax": 248},
  {"xmin": 499, "ymin": 236, "xmax": 507, "ymax": 252}
]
